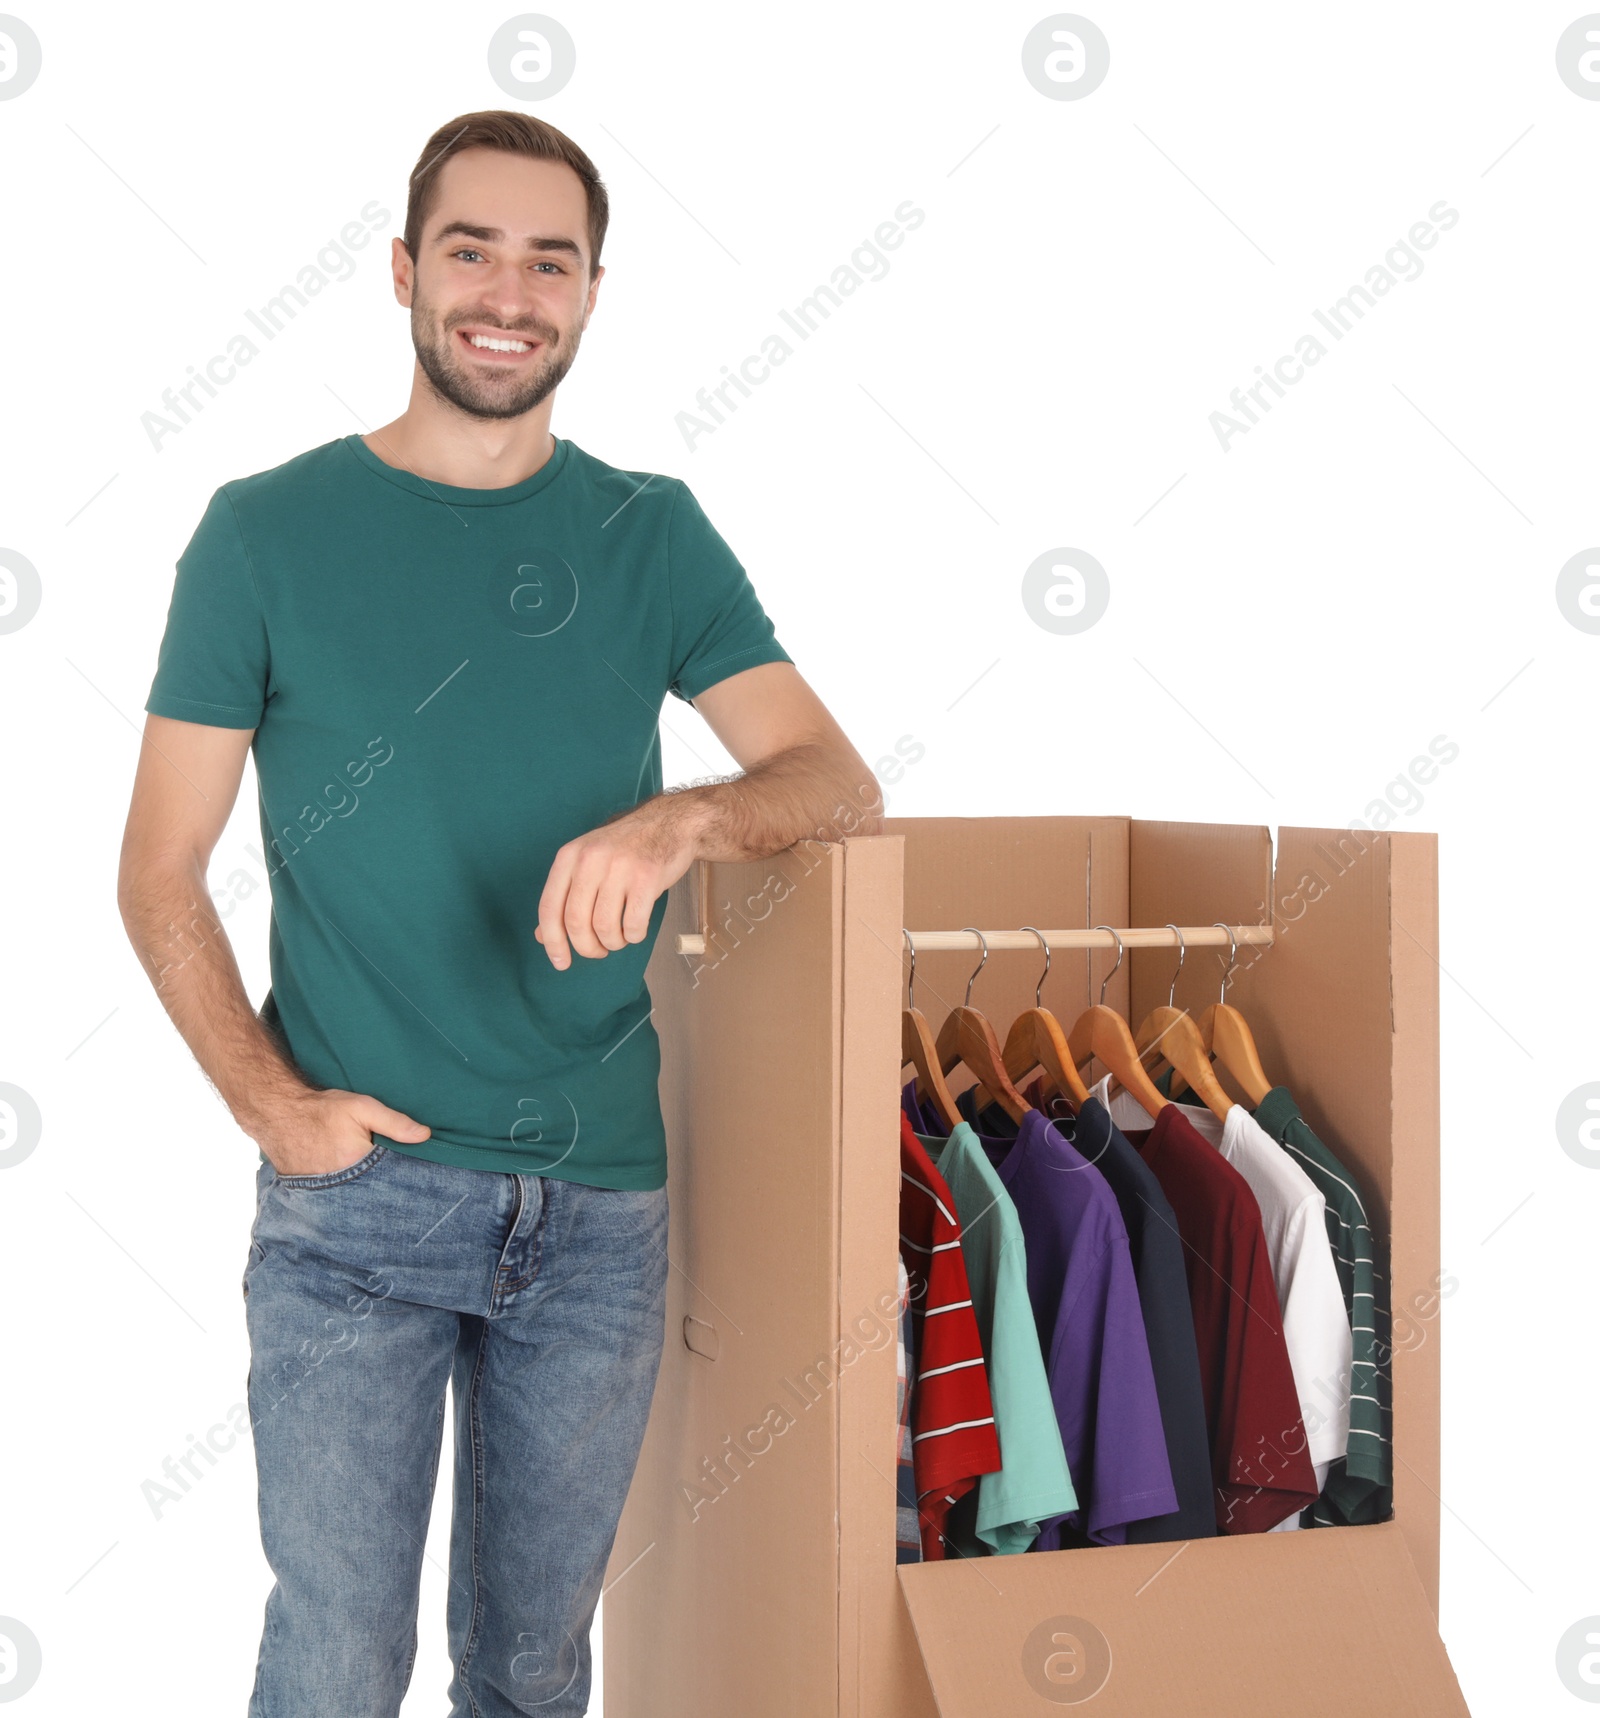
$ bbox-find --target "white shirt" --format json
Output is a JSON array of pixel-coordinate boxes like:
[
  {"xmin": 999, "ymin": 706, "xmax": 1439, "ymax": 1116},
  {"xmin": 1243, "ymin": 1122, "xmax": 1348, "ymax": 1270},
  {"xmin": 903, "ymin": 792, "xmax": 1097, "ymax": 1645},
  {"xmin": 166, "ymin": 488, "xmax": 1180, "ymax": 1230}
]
[{"xmin": 1089, "ymin": 1075, "xmax": 1352, "ymax": 1530}]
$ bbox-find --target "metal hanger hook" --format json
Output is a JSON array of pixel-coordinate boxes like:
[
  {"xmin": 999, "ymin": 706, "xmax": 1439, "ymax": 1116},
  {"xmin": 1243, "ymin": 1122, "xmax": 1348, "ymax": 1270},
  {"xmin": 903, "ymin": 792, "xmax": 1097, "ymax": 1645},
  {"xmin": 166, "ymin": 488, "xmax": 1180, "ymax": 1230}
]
[
  {"xmin": 903, "ymin": 928, "xmax": 917, "ymax": 1012},
  {"xmin": 1165, "ymin": 923, "xmax": 1186, "ymax": 1008},
  {"xmin": 1092, "ymin": 924, "xmax": 1124, "ymax": 1006},
  {"xmin": 1212, "ymin": 922, "xmax": 1239, "ymax": 1003},
  {"xmin": 960, "ymin": 927, "xmax": 988, "ymax": 1007},
  {"xmin": 1020, "ymin": 925, "xmax": 1050, "ymax": 1008}
]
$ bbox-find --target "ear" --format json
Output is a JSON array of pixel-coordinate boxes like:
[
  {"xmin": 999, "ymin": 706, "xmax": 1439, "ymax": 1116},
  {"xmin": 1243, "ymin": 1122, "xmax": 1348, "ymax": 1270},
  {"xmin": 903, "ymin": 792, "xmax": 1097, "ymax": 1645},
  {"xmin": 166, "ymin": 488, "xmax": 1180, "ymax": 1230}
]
[
  {"xmin": 391, "ymin": 235, "xmax": 415, "ymax": 308},
  {"xmin": 583, "ymin": 262, "xmax": 605, "ymax": 325}
]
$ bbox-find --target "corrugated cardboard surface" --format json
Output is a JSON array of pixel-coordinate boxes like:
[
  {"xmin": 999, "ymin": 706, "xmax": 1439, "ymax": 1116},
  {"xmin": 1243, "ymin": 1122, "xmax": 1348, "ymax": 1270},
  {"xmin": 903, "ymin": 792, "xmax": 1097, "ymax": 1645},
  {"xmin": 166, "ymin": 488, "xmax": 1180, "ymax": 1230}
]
[
  {"xmin": 1125, "ymin": 819, "xmax": 1273, "ymax": 1039},
  {"xmin": 609, "ymin": 818, "xmax": 1460, "ymax": 1717},
  {"xmin": 1234, "ymin": 826, "xmax": 1442, "ymax": 1606},
  {"xmin": 607, "ymin": 843, "xmax": 847, "ymax": 1716},
  {"xmin": 837, "ymin": 835, "xmax": 917, "ymax": 1718},
  {"xmin": 896, "ymin": 1519, "xmax": 1466, "ymax": 1716},
  {"xmin": 1386, "ymin": 828, "xmax": 1444, "ymax": 1601},
  {"xmin": 888, "ymin": 817, "xmax": 1132, "ymax": 1033}
]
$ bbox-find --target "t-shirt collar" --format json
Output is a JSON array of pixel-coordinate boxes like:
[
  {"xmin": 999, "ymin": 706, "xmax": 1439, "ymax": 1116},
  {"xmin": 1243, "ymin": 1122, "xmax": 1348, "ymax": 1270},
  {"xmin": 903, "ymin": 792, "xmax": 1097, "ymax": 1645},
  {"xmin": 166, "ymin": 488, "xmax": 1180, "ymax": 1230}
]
[
  {"xmin": 1087, "ymin": 1069, "xmax": 1193, "ymax": 1168},
  {"xmin": 1251, "ymin": 1085, "xmax": 1300, "ymax": 1141},
  {"xmin": 1063, "ymin": 1090, "xmax": 1116, "ymax": 1169},
  {"xmin": 1161, "ymin": 1093, "xmax": 1249, "ymax": 1161},
  {"xmin": 341, "ymin": 432, "xmax": 572, "ymax": 506},
  {"xmin": 1088, "ymin": 1070, "xmax": 1163, "ymax": 1137},
  {"xmin": 950, "ymin": 1084, "xmax": 1033, "ymax": 1187}
]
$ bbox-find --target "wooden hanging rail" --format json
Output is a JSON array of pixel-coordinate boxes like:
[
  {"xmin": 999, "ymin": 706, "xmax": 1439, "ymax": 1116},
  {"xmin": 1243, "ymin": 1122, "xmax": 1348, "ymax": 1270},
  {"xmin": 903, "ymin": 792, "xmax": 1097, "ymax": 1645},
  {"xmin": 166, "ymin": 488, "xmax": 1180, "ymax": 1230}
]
[{"xmin": 673, "ymin": 922, "xmax": 1274, "ymax": 957}]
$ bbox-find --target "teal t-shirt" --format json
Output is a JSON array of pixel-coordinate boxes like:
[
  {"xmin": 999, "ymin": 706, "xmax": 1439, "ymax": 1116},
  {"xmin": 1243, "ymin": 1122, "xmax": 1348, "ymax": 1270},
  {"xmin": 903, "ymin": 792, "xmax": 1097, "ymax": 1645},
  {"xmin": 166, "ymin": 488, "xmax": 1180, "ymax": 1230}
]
[{"xmin": 144, "ymin": 433, "xmax": 792, "ymax": 1189}]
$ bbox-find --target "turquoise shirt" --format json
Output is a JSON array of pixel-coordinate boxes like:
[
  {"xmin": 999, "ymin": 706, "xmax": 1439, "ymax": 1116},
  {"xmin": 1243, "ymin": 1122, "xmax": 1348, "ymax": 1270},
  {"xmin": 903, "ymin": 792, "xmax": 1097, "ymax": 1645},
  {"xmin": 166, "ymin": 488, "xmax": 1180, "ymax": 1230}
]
[{"xmin": 145, "ymin": 434, "xmax": 791, "ymax": 1189}]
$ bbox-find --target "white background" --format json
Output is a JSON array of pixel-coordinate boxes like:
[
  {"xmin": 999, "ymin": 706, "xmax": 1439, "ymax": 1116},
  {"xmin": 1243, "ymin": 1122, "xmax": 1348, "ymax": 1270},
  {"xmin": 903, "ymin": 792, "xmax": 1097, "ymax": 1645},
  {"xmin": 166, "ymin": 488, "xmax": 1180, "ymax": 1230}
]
[{"xmin": 0, "ymin": 2, "xmax": 1595, "ymax": 1713}]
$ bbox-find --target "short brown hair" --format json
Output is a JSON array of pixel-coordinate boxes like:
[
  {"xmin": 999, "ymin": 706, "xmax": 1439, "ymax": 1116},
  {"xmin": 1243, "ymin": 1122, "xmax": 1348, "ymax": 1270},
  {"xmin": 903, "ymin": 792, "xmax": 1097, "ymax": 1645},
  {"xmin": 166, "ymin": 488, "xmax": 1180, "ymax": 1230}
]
[{"xmin": 403, "ymin": 110, "xmax": 609, "ymax": 277}]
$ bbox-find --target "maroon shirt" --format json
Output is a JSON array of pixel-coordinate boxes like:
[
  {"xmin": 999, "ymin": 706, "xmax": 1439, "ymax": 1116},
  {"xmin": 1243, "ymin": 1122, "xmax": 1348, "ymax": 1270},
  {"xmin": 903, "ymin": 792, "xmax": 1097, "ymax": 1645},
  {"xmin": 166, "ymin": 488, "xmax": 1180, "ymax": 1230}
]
[{"xmin": 1116, "ymin": 1102, "xmax": 1319, "ymax": 1533}]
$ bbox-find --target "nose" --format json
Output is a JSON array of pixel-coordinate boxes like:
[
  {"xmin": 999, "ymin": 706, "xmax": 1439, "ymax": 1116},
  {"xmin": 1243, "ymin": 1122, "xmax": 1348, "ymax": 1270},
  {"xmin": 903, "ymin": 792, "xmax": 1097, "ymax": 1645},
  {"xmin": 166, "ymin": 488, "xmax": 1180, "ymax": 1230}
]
[{"xmin": 472, "ymin": 264, "xmax": 547, "ymax": 332}]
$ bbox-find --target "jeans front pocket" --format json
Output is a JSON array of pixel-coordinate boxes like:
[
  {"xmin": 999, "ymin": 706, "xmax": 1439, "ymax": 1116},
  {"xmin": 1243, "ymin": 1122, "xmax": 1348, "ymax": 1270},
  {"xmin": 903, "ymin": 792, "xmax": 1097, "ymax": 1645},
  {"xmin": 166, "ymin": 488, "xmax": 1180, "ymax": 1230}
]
[
  {"xmin": 242, "ymin": 1235, "xmax": 267, "ymax": 1299},
  {"xmin": 272, "ymin": 1140, "xmax": 390, "ymax": 1191}
]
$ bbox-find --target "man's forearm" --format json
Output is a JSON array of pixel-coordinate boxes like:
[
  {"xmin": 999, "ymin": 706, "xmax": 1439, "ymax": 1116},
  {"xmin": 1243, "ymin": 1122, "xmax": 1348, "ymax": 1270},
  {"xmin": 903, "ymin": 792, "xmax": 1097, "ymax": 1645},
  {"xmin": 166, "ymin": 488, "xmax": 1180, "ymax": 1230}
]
[
  {"xmin": 118, "ymin": 858, "xmax": 314, "ymax": 1135},
  {"xmin": 635, "ymin": 738, "xmax": 883, "ymax": 865}
]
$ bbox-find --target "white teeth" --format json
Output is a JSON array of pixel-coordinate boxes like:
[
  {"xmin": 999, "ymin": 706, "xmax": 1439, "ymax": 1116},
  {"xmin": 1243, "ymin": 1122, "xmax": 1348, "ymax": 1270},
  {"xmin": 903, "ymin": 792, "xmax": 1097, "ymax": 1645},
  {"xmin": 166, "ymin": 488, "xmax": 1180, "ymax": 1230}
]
[{"xmin": 467, "ymin": 333, "xmax": 532, "ymax": 352}]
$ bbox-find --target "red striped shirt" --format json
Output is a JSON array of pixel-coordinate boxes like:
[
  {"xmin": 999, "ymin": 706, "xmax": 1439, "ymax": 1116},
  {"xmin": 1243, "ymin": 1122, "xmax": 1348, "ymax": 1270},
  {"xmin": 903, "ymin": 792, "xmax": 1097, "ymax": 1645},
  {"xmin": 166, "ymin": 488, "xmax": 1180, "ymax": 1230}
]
[{"xmin": 899, "ymin": 1111, "xmax": 1003, "ymax": 1559}]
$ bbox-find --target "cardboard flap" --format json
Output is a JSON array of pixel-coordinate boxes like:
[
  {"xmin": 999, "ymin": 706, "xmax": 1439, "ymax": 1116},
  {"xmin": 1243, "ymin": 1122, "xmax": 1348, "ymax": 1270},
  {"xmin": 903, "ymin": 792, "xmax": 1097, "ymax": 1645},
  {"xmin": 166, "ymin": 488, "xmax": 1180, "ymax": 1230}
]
[{"xmin": 897, "ymin": 1522, "xmax": 1469, "ymax": 1716}]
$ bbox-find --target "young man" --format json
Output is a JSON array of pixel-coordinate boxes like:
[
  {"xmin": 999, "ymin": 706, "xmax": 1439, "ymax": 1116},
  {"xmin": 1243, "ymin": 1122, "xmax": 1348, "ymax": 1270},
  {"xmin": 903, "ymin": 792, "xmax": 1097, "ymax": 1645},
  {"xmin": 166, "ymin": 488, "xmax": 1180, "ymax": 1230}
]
[{"xmin": 118, "ymin": 110, "xmax": 881, "ymax": 1718}]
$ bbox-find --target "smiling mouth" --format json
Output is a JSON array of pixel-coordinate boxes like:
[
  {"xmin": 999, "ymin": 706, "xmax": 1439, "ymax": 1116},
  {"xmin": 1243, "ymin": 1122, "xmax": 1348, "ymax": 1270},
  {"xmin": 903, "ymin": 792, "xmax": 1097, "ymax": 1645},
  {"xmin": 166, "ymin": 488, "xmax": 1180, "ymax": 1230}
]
[{"xmin": 457, "ymin": 329, "xmax": 542, "ymax": 360}]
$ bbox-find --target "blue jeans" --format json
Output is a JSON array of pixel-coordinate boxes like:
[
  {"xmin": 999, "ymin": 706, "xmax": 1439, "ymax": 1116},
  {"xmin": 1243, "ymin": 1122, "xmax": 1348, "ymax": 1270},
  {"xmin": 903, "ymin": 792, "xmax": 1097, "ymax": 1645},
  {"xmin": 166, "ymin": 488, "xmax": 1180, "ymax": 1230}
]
[{"xmin": 242, "ymin": 1141, "xmax": 670, "ymax": 1716}]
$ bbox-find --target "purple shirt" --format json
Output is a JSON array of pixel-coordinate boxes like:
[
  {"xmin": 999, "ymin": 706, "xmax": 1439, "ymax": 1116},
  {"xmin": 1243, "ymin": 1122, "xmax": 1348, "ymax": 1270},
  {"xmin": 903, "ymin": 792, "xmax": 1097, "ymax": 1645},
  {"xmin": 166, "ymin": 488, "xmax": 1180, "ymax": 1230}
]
[{"xmin": 903, "ymin": 1081, "xmax": 1177, "ymax": 1546}]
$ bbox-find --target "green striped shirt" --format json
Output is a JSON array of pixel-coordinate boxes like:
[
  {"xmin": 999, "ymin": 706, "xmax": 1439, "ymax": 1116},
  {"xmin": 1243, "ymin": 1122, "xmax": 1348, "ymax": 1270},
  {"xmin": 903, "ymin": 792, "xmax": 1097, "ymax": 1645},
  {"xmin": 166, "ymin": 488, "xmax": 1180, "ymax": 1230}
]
[{"xmin": 1251, "ymin": 1087, "xmax": 1393, "ymax": 1525}]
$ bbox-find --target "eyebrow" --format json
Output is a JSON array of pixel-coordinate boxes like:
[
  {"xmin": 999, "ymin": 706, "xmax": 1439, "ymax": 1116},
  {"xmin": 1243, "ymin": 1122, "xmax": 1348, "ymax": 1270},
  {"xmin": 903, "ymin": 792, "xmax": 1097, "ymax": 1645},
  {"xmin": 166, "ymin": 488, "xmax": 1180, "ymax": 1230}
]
[{"xmin": 432, "ymin": 221, "xmax": 584, "ymax": 263}]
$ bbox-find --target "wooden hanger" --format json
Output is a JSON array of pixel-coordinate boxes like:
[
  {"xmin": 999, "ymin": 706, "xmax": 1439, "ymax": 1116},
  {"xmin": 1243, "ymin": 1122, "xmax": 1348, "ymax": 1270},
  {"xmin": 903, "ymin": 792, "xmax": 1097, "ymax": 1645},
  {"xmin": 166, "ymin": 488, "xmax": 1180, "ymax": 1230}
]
[
  {"xmin": 1133, "ymin": 924, "xmax": 1235, "ymax": 1122},
  {"xmin": 1064, "ymin": 925, "xmax": 1169, "ymax": 1121},
  {"xmin": 995, "ymin": 925, "xmax": 1090, "ymax": 1107},
  {"xmin": 901, "ymin": 930, "xmax": 963, "ymax": 1132},
  {"xmin": 1173, "ymin": 923, "xmax": 1273, "ymax": 1106},
  {"xmin": 933, "ymin": 928, "xmax": 1031, "ymax": 1126}
]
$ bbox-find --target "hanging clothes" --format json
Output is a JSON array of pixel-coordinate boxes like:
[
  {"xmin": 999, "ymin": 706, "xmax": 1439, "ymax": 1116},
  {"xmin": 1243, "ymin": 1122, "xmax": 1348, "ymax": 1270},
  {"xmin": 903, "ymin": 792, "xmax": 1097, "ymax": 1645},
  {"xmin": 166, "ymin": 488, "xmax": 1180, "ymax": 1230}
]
[
  {"xmin": 895, "ymin": 1255, "xmax": 923, "ymax": 1563},
  {"xmin": 1006, "ymin": 1078, "xmax": 1218, "ymax": 1544},
  {"xmin": 1253, "ymin": 1085, "xmax": 1394, "ymax": 1526},
  {"xmin": 900, "ymin": 1090, "xmax": 1079, "ymax": 1556},
  {"xmin": 897, "ymin": 1113, "xmax": 1002, "ymax": 1560},
  {"xmin": 1078, "ymin": 1083, "xmax": 1319, "ymax": 1533},
  {"xmin": 911, "ymin": 1085, "xmax": 1179, "ymax": 1546},
  {"xmin": 1095, "ymin": 1075, "xmax": 1352, "ymax": 1533}
]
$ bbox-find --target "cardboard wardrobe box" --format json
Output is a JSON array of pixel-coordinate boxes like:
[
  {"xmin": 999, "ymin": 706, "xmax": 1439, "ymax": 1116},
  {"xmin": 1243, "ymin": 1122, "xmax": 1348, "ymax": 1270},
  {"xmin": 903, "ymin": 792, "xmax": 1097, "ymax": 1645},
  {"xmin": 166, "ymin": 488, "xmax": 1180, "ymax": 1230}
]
[{"xmin": 604, "ymin": 816, "xmax": 1469, "ymax": 1716}]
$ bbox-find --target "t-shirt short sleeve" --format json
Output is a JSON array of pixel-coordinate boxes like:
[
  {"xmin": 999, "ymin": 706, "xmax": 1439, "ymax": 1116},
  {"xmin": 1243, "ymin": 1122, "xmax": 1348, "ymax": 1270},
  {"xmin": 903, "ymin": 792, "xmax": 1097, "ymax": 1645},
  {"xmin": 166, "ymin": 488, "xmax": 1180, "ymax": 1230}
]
[
  {"xmin": 665, "ymin": 480, "xmax": 792, "ymax": 703},
  {"xmin": 144, "ymin": 486, "xmax": 270, "ymax": 730}
]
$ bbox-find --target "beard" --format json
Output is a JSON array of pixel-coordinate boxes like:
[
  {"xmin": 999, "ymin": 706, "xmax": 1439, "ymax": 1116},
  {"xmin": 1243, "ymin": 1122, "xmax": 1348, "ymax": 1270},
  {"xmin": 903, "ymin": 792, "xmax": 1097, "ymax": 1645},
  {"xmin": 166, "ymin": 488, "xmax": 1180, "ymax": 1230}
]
[{"xmin": 410, "ymin": 295, "xmax": 581, "ymax": 421}]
